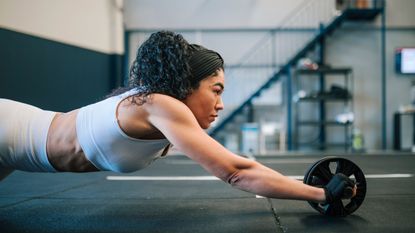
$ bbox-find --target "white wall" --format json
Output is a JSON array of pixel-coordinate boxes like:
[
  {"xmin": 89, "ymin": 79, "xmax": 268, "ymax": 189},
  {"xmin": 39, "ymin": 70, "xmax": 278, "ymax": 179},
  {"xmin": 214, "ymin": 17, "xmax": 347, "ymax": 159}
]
[
  {"xmin": 124, "ymin": 0, "xmax": 306, "ymax": 30},
  {"xmin": 379, "ymin": 0, "xmax": 415, "ymax": 27},
  {"xmin": 125, "ymin": 0, "xmax": 415, "ymax": 30},
  {"xmin": 0, "ymin": 0, "xmax": 124, "ymax": 54}
]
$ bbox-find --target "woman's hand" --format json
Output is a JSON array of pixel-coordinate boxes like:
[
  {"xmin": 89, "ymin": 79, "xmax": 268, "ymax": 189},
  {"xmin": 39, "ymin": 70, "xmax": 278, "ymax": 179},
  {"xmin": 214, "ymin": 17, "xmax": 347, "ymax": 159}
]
[{"xmin": 323, "ymin": 173, "xmax": 357, "ymax": 203}]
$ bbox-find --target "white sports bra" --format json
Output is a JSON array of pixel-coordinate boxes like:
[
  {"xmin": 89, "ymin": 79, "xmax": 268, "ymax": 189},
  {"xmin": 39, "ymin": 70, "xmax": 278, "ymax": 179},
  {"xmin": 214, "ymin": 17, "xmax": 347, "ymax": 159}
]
[{"xmin": 76, "ymin": 89, "xmax": 170, "ymax": 173}]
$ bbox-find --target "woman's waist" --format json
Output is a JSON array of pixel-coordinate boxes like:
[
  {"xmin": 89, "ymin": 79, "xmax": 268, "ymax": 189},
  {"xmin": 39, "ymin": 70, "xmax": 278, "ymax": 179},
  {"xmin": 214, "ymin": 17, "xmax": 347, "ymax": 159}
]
[{"xmin": 46, "ymin": 110, "xmax": 99, "ymax": 172}]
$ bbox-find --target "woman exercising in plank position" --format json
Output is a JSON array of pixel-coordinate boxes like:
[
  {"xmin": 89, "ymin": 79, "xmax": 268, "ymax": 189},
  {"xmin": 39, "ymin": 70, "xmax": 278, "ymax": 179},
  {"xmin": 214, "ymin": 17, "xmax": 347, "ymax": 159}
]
[{"xmin": 0, "ymin": 31, "xmax": 355, "ymax": 204}]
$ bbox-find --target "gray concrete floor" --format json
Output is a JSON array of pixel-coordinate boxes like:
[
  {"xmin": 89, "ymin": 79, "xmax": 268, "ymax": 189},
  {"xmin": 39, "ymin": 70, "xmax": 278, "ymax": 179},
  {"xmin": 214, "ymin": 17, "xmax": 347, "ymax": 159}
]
[{"xmin": 1, "ymin": 153, "xmax": 414, "ymax": 233}]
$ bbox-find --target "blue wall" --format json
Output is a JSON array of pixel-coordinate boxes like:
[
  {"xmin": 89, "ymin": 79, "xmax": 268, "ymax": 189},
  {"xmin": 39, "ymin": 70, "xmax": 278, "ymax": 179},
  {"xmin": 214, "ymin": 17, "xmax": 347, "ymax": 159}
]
[{"xmin": 0, "ymin": 28, "xmax": 123, "ymax": 112}]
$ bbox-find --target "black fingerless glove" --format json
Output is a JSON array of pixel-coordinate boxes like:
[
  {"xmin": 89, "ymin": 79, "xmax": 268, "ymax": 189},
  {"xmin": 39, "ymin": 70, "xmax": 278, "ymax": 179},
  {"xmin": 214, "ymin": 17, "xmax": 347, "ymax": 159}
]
[{"xmin": 323, "ymin": 173, "xmax": 355, "ymax": 204}]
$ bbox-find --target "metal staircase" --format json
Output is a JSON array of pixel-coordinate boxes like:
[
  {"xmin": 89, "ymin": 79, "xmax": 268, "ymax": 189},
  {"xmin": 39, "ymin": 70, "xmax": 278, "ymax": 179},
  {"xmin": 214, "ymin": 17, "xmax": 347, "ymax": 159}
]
[{"xmin": 209, "ymin": 0, "xmax": 384, "ymax": 149}]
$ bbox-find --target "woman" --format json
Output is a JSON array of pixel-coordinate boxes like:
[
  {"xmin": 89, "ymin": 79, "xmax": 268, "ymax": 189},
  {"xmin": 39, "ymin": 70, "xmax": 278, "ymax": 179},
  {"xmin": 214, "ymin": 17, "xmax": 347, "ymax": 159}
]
[{"xmin": 0, "ymin": 31, "xmax": 354, "ymax": 204}]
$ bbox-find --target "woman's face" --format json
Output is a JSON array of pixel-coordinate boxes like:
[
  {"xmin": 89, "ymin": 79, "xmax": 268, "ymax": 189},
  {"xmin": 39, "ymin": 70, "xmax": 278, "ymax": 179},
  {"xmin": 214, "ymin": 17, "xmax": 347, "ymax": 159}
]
[{"xmin": 183, "ymin": 69, "xmax": 225, "ymax": 129}]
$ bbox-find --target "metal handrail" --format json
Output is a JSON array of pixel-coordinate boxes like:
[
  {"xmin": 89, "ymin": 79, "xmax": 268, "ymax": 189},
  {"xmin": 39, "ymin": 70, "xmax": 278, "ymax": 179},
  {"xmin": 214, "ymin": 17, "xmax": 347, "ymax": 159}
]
[
  {"xmin": 210, "ymin": 0, "xmax": 337, "ymax": 135},
  {"xmin": 210, "ymin": 0, "xmax": 384, "ymax": 137}
]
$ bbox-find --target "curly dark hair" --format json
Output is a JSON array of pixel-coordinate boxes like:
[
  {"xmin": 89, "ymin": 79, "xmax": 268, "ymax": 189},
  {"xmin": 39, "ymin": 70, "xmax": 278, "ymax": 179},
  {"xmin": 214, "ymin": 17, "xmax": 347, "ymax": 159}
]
[
  {"xmin": 129, "ymin": 31, "xmax": 194, "ymax": 100},
  {"xmin": 109, "ymin": 31, "xmax": 224, "ymax": 103}
]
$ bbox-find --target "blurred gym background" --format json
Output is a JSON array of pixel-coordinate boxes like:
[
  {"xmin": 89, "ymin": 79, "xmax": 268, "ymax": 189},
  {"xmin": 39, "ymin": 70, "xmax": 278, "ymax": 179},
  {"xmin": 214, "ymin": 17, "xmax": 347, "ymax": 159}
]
[{"xmin": 1, "ymin": 0, "xmax": 414, "ymax": 154}]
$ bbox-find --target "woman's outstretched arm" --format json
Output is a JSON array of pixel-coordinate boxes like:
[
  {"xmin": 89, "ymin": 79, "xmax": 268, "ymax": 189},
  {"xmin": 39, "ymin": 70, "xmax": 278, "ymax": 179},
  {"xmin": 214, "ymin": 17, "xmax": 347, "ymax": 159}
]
[{"xmin": 145, "ymin": 94, "xmax": 326, "ymax": 203}]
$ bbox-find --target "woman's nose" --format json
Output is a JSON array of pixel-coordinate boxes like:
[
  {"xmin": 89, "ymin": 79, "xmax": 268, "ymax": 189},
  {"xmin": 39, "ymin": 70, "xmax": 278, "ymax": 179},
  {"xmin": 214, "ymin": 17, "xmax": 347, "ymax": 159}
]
[{"xmin": 216, "ymin": 97, "xmax": 224, "ymax": 111}]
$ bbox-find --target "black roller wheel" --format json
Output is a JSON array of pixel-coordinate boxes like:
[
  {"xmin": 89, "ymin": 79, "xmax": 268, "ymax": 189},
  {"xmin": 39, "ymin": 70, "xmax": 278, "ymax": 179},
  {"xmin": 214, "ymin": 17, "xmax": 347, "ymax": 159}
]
[{"xmin": 303, "ymin": 157, "xmax": 366, "ymax": 217}]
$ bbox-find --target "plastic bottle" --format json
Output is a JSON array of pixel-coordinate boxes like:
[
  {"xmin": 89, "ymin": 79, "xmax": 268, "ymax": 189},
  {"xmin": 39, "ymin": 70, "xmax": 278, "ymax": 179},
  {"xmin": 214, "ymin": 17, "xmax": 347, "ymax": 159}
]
[{"xmin": 352, "ymin": 128, "xmax": 365, "ymax": 152}]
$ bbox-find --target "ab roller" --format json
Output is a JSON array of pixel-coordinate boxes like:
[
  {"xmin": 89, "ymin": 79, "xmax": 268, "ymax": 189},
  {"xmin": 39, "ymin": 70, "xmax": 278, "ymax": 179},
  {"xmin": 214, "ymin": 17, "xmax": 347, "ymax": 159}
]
[{"xmin": 303, "ymin": 157, "xmax": 367, "ymax": 217}]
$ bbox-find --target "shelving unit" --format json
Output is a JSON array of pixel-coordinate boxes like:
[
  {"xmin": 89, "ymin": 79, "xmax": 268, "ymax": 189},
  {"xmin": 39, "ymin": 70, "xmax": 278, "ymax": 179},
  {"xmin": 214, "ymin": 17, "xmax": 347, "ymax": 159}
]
[{"xmin": 294, "ymin": 67, "xmax": 354, "ymax": 151}]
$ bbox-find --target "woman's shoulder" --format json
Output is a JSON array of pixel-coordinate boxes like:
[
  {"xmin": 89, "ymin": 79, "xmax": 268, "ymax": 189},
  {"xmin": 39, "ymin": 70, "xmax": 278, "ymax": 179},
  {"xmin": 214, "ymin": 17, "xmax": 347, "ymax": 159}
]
[
  {"xmin": 146, "ymin": 93, "xmax": 184, "ymax": 107},
  {"xmin": 144, "ymin": 94, "xmax": 193, "ymax": 119}
]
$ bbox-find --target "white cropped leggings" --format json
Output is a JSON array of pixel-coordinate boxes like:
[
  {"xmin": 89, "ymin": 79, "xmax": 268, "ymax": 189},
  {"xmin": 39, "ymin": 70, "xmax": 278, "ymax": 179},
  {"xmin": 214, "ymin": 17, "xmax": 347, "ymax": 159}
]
[{"xmin": 0, "ymin": 99, "xmax": 57, "ymax": 180}]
